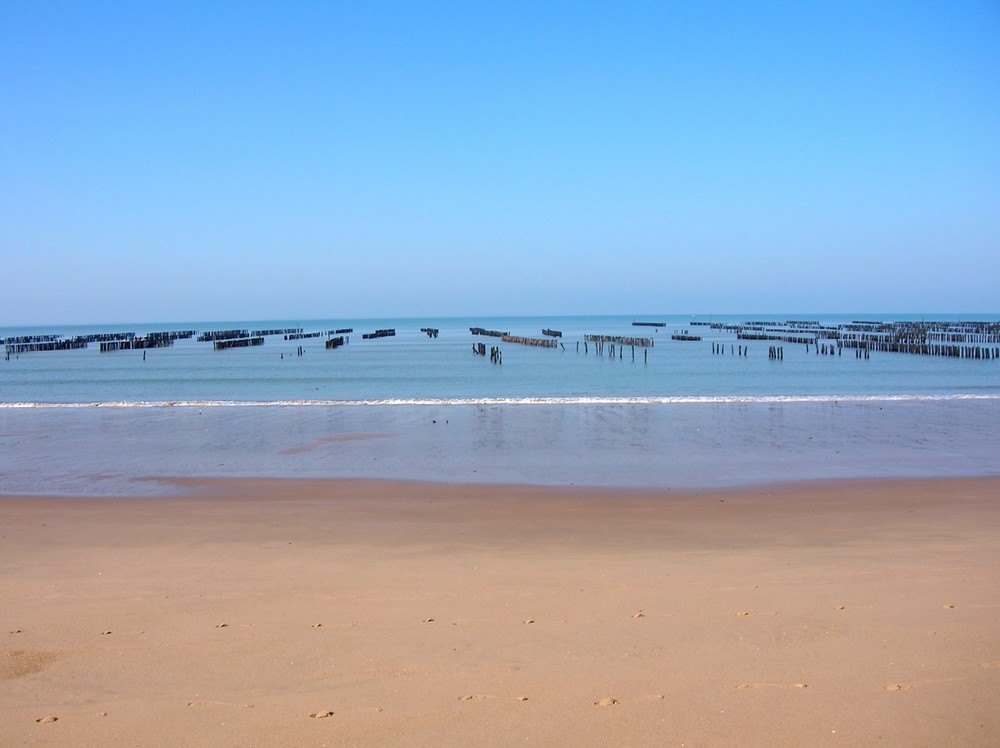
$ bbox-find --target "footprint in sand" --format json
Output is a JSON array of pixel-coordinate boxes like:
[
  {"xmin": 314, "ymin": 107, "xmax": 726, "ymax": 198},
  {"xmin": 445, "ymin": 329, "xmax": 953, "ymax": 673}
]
[
  {"xmin": 737, "ymin": 683, "xmax": 807, "ymax": 690},
  {"xmin": 594, "ymin": 697, "xmax": 618, "ymax": 706},
  {"xmin": 632, "ymin": 611, "xmax": 645, "ymax": 619},
  {"xmin": 310, "ymin": 710, "xmax": 334, "ymax": 719},
  {"xmin": 35, "ymin": 716, "xmax": 58, "ymax": 724},
  {"xmin": 460, "ymin": 694, "xmax": 528, "ymax": 702},
  {"xmin": 2, "ymin": 650, "xmax": 57, "ymax": 679}
]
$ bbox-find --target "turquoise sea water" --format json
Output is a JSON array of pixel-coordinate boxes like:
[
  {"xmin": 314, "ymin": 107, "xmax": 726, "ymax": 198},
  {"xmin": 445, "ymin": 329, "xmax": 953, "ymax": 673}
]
[
  {"xmin": 1, "ymin": 314, "xmax": 998, "ymax": 495},
  {"xmin": 3, "ymin": 313, "xmax": 999, "ymax": 403}
]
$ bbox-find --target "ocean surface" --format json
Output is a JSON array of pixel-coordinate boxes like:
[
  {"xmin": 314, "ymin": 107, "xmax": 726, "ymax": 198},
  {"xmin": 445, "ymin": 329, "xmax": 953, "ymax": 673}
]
[{"xmin": 2, "ymin": 314, "xmax": 998, "ymax": 495}]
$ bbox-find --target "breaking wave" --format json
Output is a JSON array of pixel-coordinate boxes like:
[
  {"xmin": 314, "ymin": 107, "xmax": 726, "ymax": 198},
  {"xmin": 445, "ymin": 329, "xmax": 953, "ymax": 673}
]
[{"xmin": 2, "ymin": 394, "xmax": 999, "ymax": 408}]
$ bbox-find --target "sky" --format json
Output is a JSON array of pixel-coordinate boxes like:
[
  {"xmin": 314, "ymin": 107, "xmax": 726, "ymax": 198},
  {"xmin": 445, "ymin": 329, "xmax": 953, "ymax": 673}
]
[{"xmin": 2, "ymin": 1, "xmax": 998, "ymax": 324}]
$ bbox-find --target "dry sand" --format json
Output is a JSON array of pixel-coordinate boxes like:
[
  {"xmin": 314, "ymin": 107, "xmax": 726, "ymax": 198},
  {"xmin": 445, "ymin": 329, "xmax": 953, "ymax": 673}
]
[{"xmin": 2, "ymin": 476, "xmax": 999, "ymax": 746}]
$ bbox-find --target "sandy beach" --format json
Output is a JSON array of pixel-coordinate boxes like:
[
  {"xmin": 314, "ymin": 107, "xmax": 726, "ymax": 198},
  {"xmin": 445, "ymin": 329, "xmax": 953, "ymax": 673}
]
[{"xmin": 2, "ymin": 476, "xmax": 999, "ymax": 746}]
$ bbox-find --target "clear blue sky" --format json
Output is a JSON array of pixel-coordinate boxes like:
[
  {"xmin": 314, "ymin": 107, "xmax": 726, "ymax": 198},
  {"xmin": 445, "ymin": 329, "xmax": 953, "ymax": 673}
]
[{"xmin": 2, "ymin": 1, "xmax": 998, "ymax": 324}]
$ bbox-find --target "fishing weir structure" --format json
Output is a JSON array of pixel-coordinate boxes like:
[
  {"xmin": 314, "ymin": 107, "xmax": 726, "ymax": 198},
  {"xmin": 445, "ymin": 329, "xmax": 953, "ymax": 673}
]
[
  {"xmin": 473, "ymin": 343, "xmax": 502, "ymax": 364},
  {"xmin": 6, "ymin": 338, "xmax": 88, "ymax": 354},
  {"xmin": 253, "ymin": 328, "xmax": 302, "ymax": 337},
  {"xmin": 198, "ymin": 329, "xmax": 248, "ymax": 343},
  {"xmin": 502, "ymin": 334, "xmax": 557, "ymax": 348},
  {"xmin": 671, "ymin": 329, "xmax": 702, "ymax": 341},
  {"xmin": 585, "ymin": 334, "xmax": 654, "ymax": 347},
  {"xmin": 5, "ymin": 330, "xmax": 195, "ymax": 355},
  {"xmin": 214, "ymin": 336, "xmax": 264, "ymax": 350},
  {"xmin": 714, "ymin": 319, "xmax": 1000, "ymax": 360},
  {"xmin": 579, "ymin": 334, "xmax": 652, "ymax": 362},
  {"xmin": 470, "ymin": 327, "xmax": 508, "ymax": 338},
  {"xmin": 99, "ymin": 332, "xmax": 180, "ymax": 352},
  {"xmin": 837, "ymin": 321, "xmax": 1000, "ymax": 359}
]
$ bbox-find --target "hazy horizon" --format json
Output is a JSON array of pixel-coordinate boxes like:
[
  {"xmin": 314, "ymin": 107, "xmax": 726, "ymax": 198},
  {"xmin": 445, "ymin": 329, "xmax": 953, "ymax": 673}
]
[{"xmin": 4, "ymin": 310, "xmax": 1000, "ymax": 333}]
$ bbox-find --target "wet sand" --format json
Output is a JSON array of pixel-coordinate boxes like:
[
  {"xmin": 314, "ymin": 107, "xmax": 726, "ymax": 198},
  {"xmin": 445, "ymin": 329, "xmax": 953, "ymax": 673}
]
[{"xmin": 2, "ymin": 476, "xmax": 999, "ymax": 746}]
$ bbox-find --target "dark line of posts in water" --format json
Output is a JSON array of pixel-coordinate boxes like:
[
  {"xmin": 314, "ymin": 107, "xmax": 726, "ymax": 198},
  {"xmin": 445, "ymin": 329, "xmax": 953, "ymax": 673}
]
[
  {"xmin": 198, "ymin": 329, "xmax": 247, "ymax": 342},
  {"xmin": 214, "ymin": 336, "xmax": 264, "ymax": 350},
  {"xmin": 671, "ymin": 329, "xmax": 702, "ymax": 341},
  {"xmin": 5, "ymin": 330, "xmax": 196, "ymax": 354},
  {"xmin": 585, "ymin": 334, "xmax": 654, "ymax": 348},
  {"xmin": 253, "ymin": 328, "xmax": 302, "ymax": 337},
  {"xmin": 473, "ymin": 342, "xmax": 502, "ymax": 364},
  {"xmin": 502, "ymin": 334, "xmax": 558, "ymax": 348},
  {"xmin": 709, "ymin": 319, "xmax": 1000, "ymax": 360},
  {"xmin": 470, "ymin": 327, "xmax": 507, "ymax": 338}
]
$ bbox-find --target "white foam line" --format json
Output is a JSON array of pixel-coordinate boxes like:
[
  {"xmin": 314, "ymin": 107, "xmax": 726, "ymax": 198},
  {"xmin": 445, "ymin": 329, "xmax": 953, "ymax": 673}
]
[{"xmin": 2, "ymin": 394, "xmax": 999, "ymax": 408}]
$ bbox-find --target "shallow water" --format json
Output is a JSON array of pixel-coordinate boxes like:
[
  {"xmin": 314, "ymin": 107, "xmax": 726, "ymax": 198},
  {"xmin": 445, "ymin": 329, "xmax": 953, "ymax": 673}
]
[
  {"xmin": 4, "ymin": 314, "xmax": 999, "ymax": 404},
  {"xmin": 1, "ymin": 398, "xmax": 997, "ymax": 496},
  {"xmin": 3, "ymin": 314, "xmax": 997, "ymax": 495}
]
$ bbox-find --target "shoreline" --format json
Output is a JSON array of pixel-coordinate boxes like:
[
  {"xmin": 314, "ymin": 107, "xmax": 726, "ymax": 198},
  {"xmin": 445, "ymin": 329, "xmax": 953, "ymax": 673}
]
[
  {"xmin": 3, "ymin": 468, "xmax": 1000, "ymax": 501},
  {"xmin": 3, "ymin": 475, "xmax": 999, "ymax": 746},
  {"xmin": 4, "ymin": 470, "xmax": 1000, "ymax": 498}
]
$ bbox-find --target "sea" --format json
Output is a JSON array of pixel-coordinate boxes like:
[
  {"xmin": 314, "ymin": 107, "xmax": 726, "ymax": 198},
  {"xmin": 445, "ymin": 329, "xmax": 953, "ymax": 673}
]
[{"xmin": 2, "ymin": 314, "xmax": 998, "ymax": 496}]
